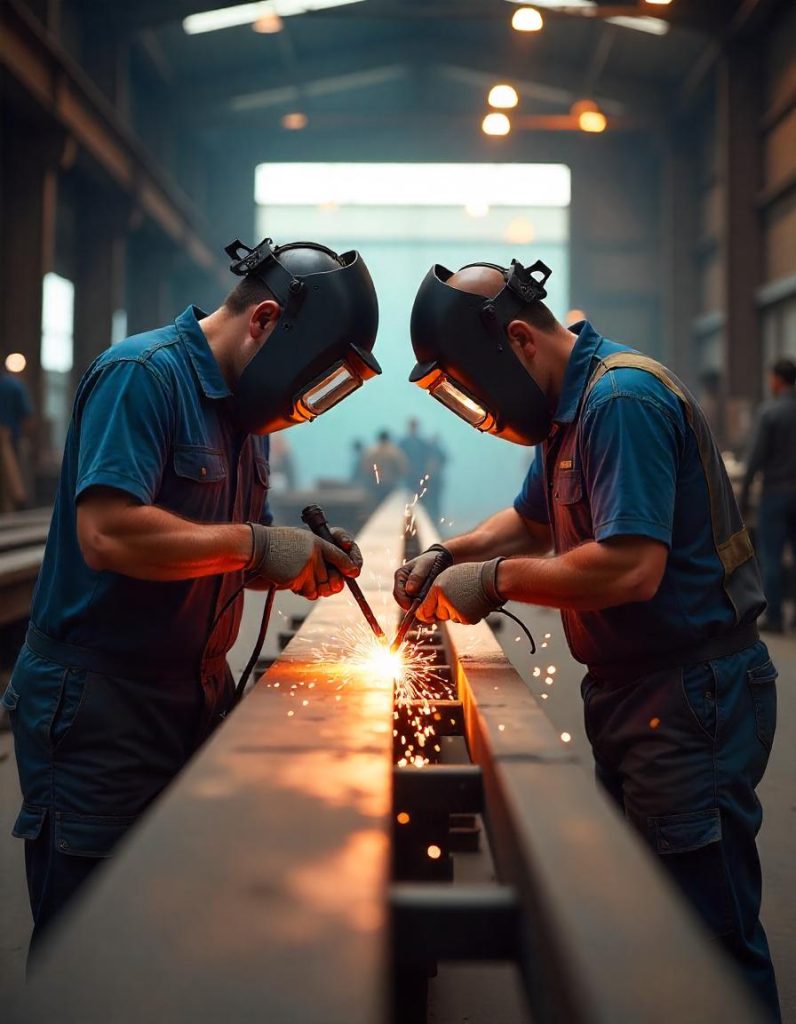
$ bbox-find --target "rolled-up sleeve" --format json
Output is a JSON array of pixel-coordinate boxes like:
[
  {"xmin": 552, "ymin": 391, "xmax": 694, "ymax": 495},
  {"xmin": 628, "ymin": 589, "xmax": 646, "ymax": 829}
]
[
  {"xmin": 582, "ymin": 394, "xmax": 682, "ymax": 547},
  {"xmin": 513, "ymin": 447, "xmax": 549, "ymax": 524},
  {"xmin": 76, "ymin": 360, "xmax": 173, "ymax": 505}
]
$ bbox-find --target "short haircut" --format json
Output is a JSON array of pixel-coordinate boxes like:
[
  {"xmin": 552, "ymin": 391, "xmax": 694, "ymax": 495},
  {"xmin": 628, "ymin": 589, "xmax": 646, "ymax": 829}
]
[
  {"xmin": 378, "ymin": 430, "xmax": 390, "ymax": 443},
  {"xmin": 223, "ymin": 275, "xmax": 276, "ymax": 316},
  {"xmin": 520, "ymin": 299, "xmax": 558, "ymax": 332},
  {"xmin": 771, "ymin": 358, "xmax": 796, "ymax": 387}
]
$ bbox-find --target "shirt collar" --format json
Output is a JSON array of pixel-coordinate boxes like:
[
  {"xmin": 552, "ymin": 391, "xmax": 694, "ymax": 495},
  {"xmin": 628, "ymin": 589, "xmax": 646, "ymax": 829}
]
[
  {"xmin": 175, "ymin": 306, "xmax": 232, "ymax": 400},
  {"xmin": 553, "ymin": 320, "xmax": 605, "ymax": 424}
]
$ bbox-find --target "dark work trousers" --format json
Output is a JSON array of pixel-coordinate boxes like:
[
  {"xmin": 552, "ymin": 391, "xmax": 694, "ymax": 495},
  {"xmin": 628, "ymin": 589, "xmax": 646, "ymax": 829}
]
[
  {"xmin": 581, "ymin": 641, "xmax": 780, "ymax": 1021},
  {"xmin": 3, "ymin": 638, "xmax": 235, "ymax": 960},
  {"xmin": 757, "ymin": 489, "xmax": 796, "ymax": 628}
]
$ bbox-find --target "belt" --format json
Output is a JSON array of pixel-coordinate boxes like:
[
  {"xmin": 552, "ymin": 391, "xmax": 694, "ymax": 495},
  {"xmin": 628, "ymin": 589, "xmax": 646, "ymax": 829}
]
[
  {"xmin": 25, "ymin": 624, "xmax": 228, "ymax": 683},
  {"xmin": 587, "ymin": 621, "xmax": 760, "ymax": 687}
]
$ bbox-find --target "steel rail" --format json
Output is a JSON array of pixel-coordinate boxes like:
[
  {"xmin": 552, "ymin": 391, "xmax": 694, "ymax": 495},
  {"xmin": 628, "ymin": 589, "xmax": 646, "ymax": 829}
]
[{"xmin": 13, "ymin": 496, "xmax": 765, "ymax": 1023}]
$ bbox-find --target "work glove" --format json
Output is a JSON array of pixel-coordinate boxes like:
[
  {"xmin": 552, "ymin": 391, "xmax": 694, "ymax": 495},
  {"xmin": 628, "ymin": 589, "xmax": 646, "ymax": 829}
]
[
  {"xmin": 247, "ymin": 524, "xmax": 362, "ymax": 601},
  {"xmin": 393, "ymin": 544, "xmax": 454, "ymax": 610},
  {"xmin": 416, "ymin": 559, "xmax": 505, "ymax": 625}
]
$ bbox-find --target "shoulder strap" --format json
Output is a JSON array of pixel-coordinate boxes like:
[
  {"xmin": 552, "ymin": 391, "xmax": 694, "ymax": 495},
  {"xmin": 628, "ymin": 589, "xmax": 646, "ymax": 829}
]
[{"xmin": 584, "ymin": 352, "xmax": 693, "ymax": 426}]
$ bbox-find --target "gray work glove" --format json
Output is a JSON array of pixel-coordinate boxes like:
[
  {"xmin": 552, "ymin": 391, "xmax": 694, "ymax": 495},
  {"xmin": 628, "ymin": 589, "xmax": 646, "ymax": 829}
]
[
  {"xmin": 393, "ymin": 544, "xmax": 454, "ymax": 610},
  {"xmin": 415, "ymin": 558, "xmax": 505, "ymax": 625},
  {"xmin": 247, "ymin": 524, "xmax": 362, "ymax": 601}
]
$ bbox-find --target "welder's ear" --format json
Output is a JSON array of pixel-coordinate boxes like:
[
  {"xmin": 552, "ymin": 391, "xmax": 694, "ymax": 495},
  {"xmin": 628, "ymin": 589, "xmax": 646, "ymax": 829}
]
[
  {"xmin": 506, "ymin": 318, "xmax": 536, "ymax": 356},
  {"xmin": 249, "ymin": 299, "xmax": 282, "ymax": 344}
]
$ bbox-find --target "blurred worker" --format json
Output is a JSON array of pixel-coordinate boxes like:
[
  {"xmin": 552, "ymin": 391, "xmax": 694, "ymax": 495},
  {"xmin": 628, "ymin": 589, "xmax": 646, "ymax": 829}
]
[
  {"xmin": 0, "ymin": 361, "xmax": 35, "ymax": 451},
  {"xmin": 362, "ymin": 430, "xmax": 409, "ymax": 502},
  {"xmin": 350, "ymin": 438, "xmax": 367, "ymax": 487},
  {"xmin": 268, "ymin": 432, "xmax": 297, "ymax": 491},
  {"xmin": 740, "ymin": 357, "xmax": 796, "ymax": 634},
  {"xmin": 0, "ymin": 363, "xmax": 35, "ymax": 510},
  {"xmin": 399, "ymin": 417, "xmax": 433, "ymax": 492},
  {"xmin": 394, "ymin": 257, "xmax": 780, "ymax": 1018},
  {"xmin": 1, "ymin": 236, "xmax": 381, "ymax": 951},
  {"xmin": 425, "ymin": 433, "xmax": 448, "ymax": 519}
]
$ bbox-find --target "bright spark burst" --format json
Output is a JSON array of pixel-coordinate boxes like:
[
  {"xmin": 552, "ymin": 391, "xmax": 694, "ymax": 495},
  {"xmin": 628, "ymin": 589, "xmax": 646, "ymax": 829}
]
[
  {"xmin": 313, "ymin": 622, "xmax": 454, "ymax": 767},
  {"xmin": 373, "ymin": 463, "xmax": 380, "ymax": 484}
]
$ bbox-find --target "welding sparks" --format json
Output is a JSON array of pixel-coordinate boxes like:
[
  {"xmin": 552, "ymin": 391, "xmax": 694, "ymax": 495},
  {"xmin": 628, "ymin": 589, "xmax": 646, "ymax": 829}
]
[
  {"xmin": 373, "ymin": 463, "xmax": 380, "ymax": 484},
  {"xmin": 313, "ymin": 622, "xmax": 454, "ymax": 768}
]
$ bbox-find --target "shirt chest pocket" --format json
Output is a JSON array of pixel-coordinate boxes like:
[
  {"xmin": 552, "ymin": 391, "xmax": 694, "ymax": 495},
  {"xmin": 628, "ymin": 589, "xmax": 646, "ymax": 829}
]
[
  {"xmin": 167, "ymin": 445, "xmax": 228, "ymax": 520},
  {"xmin": 174, "ymin": 445, "xmax": 227, "ymax": 484}
]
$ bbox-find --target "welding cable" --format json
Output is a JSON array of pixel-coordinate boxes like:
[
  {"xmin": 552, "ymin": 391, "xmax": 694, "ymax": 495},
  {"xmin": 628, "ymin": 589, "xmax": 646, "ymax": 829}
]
[
  {"xmin": 232, "ymin": 585, "xmax": 276, "ymax": 705},
  {"xmin": 495, "ymin": 607, "xmax": 536, "ymax": 655}
]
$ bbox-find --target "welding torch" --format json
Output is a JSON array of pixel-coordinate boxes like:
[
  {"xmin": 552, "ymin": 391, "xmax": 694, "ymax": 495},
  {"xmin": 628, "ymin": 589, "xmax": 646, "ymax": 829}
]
[
  {"xmin": 390, "ymin": 547, "xmax": 452, "ymax": 652},
  {"xmin": 301, "ymin": 504, "xmax": 386, "ymax": 640}
]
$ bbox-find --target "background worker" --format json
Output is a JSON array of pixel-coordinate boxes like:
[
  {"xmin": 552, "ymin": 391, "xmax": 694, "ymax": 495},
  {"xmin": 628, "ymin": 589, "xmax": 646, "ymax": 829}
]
[
  {"xmin": 741, "ymin": 357, "xmax": 796, "ymax": 634},
  {"xmin": 1, "ymin": 236, "xmax": 381, "ymax": 951},
  {"xmin": 362, "ymin": 429, "xmax": 409, "ymax": 506},
  {"xmin": 394, "ymin": 257, "xmax": 780, "ymax": 1019}
]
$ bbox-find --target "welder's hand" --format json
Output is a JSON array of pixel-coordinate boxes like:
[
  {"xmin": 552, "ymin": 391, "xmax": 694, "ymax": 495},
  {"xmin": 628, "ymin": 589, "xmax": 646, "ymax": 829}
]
[
  {"xmin": 247, "ymin": 524, "xmax": 361, "ymax": 600},
  {"xmin": 415, "ymin": 559, "xmax": 505, "ymax": 625},
  {"xmin": 393, "ymin": 544, "xmax": 454, "ymax": 610}
]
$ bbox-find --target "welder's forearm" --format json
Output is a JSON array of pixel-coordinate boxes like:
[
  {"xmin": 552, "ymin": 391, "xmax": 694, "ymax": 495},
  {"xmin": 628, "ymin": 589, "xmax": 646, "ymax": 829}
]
[
  {"xmin": 79, "ymin": 503, "xmax": 252, "ymax": 580},
  {"xmin": 445, "ymin": 507, "xmax": 550, "ymax": 562},
  {"xmin": 497, "ymin": 541, "xmax": 661, "ymax": 611}
]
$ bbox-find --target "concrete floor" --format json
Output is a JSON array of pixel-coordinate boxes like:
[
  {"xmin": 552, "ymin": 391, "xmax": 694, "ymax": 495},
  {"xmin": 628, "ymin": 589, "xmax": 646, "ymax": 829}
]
[{"xmin": 1, "ymin": 593, "xmax": 794, "ymax": 1021}]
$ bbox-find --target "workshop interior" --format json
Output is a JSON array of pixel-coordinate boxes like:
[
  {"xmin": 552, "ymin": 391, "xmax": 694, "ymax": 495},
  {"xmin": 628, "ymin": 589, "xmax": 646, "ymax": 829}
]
[{"xmin": 1, "ymin": 2, "xmax": 795, "ymax": 1023}]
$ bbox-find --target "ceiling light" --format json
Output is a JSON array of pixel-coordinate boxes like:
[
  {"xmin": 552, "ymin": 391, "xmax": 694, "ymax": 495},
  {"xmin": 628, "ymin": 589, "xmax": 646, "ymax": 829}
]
[
  {"xmin": 571, "ymin": 99, "xmax": 607, "ymax": 132},
  {"xmin": 5, "ymin": 352, "xmax": 26, "ymax": 373},
  {"xmin": 508, "ymin": 0, "xmax": 594, "ymax": 9},
  {"xmin": 645, "ymin": 0, "xmax": 672, "ymax": 5},
  {"xmin": 464, "ymin": 201, "xmax": 490, "ymax": 218},
  {"xmin": 184, "ymin": 1, "xmax": 364, "ymax": 35},
  {"xmin": 488, "ymin": 84, "xmax": 519, "ymax": 109},
  {"xmin": 511, "ymin": 7, "xmax": 543, "ymax": 31},
  {"xmin": 606, "ymin": 15, "xmax": 669, "ymax": 34},
  {"xmin": 482, "ymin": 112, "xmax": 511, "ymax": 136},
  {"xmin": 253, "ymin": 12, "xmax": 283, "ymax": 31},
  {"xmin": 282, "ymin": 111, "xmax": 308, "ymax": 129}
]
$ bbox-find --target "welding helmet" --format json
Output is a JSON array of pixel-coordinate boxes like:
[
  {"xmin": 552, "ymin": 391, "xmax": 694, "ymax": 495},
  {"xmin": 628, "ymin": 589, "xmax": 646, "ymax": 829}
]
[
  {"xmin": 409, "ymin": 259, "xmax": 553, "ymax": 446},
  {"xmin": 224, "ymin": 237, "xmax": 380, "ymax": 434}
]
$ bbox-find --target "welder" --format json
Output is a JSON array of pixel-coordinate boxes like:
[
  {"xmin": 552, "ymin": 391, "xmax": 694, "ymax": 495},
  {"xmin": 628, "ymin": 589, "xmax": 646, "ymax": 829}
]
[
  {"xmin": 394, "ymin": 258, "xmax": 780, "ymax": 1019},
  {"xmin": 1, "ymin": 236, "xmax": 381, "ymax": 951}
]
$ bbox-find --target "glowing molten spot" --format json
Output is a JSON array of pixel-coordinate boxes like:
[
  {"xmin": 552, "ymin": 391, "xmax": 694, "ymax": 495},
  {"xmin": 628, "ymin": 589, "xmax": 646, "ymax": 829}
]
[{"xmin": 360, "ymin": 641, "xmax": 406, "ymax": 684}]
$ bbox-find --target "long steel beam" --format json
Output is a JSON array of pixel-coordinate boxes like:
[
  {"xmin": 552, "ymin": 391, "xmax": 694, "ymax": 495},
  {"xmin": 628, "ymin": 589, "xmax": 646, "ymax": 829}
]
[{"xmin": 13, "ymin": 496, "xmax": 766, "ymax": 1023}]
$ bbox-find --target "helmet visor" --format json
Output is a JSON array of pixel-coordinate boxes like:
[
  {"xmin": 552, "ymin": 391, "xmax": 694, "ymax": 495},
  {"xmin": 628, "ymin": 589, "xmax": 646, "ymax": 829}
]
[
  {"xmin": 427, "ymin": 374, "xmax": 495, "ymax": 432},
  {"xmin": 295, "ymin": 360, "xmax": 363, "ymax": 420}
]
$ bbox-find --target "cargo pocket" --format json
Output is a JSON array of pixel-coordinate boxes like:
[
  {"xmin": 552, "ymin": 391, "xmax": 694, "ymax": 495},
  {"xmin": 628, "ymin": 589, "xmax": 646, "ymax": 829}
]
[
  {"xmin": 647, "ymin": 807, "xmax": 734, "ymax": 936},
  {"xmin": 1, "ymin": 681, "xmax": 19, "ymax": 711},
  {"xmin": 53, "ymin": 811, "xmax": 137, "ymax": 859},
  {"xmin": 12, "ymin": 803, "xmax": 47, "ymax": 841},
  {"xmin": 747, "ymin": 659, "xmax": 777, "ymax": 751}
]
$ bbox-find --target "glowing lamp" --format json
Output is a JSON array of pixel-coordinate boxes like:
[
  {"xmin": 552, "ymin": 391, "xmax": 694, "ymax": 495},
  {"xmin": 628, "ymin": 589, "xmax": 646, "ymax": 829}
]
[
  {"xmin": 5, "ymin": 352, "xmax": 26, "ymax": 373},
  {"xmin": 482, "ymin": 112, "xmax": 511, "ymax": 137},
  {"xmin": 253, "ymin": 12, "xmax": 283, "ymax": 31},
  {"xmin": 282, "ymin": 111, "xmax": 308, "ymax": 130},
  {"xmin": 511, "ymin": 7, "xmax": 543, "ymax": 31},
  {"xmin": 488, "ymin": 84, "xmax": 519, "ymax": 110}
]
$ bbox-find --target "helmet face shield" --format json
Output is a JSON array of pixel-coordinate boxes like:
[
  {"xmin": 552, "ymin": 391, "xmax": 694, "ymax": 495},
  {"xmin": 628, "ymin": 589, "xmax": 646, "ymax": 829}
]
[
  {"xmin": 223, "ymin": 238, "xmax": 380, "ymax": 434},
  {"xmin": 409, "ymin": 260, "xmax": 553, "ymax": 447},
  {"xmin": 294, "ymin": 359, "xmax": 365, "ymax": 421}
]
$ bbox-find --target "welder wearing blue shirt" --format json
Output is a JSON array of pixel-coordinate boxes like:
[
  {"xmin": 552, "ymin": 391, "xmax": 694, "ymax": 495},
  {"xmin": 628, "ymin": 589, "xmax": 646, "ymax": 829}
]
[
  {"xmin": 2, "ymin": 237, "xmax": 382, "ymax": 952},
  {"xmin": 396, "ymin": 259, "xmax": 780, "ymax": 1019}
]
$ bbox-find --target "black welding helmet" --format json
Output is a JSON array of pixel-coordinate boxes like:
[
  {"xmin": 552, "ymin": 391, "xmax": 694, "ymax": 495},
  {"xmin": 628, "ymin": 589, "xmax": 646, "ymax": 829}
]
[
  {"xmin": 409, "ymin": 259, "xmax": 553, "ymax": 446},
  {"xmin": 224, "ymin": 237, "xmax": 380, "ymax": 434}
]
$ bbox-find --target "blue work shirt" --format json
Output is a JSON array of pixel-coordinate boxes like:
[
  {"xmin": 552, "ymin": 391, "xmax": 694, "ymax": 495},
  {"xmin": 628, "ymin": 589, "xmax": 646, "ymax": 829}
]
[
  {"xmin": 514, "ymin": 322, "xmax": 741, "ymax": 668},
  {"xmin": 31, "ymin": 306, "xmax": 272, "ymax": 673}
]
